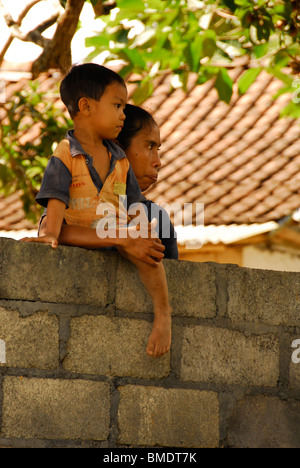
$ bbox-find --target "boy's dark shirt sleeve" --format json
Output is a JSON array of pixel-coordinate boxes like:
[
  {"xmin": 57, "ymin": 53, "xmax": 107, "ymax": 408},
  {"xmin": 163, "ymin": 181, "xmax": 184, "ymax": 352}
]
[{"xmin": 35, "ymin": 156, "xmax": 72, "ymax": 208}]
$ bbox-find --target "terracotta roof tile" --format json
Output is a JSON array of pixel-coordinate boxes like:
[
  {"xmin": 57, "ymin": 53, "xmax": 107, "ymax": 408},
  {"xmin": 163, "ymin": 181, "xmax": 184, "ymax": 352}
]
[
  {"xmin": 143, "ymin": 69, "xmax": 300, "ymax": 224},
  {"xmin": 0, "ymin": 191, "xmax": 36, "ymax": 230}
]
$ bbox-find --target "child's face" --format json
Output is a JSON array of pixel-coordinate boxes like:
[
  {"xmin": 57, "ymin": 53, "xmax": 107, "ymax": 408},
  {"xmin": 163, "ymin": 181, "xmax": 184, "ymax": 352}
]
[
  {"xmin": 88, "ymin": 82, "xmax": 127, "ymax": 140},
  {"xmin": 125, "ymin": 123, "xmax": 161, "ymax": 192}
]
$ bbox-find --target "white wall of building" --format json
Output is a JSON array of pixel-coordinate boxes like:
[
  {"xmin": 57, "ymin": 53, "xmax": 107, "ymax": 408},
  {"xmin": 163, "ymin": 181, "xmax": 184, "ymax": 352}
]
[{"xmin": 243, "ymin": 245, "xmax": 300, "ymax": 272}]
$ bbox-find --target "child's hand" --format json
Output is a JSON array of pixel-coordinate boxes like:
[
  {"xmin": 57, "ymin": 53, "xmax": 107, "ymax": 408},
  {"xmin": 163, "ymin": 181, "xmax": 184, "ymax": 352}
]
[{"xmin": 20, "ymin": 234, "xmax": 58, "ymax": 249}]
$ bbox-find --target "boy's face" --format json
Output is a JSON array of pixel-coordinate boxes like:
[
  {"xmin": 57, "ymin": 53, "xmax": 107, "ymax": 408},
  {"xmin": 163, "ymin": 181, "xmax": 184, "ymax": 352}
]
[{"xmin": 88, "ymin": 82, "xmax": 127, "ymax": 140}]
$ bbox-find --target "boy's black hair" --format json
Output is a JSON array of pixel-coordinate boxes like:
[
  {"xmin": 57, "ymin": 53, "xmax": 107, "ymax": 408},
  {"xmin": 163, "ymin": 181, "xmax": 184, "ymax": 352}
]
[
  {"xmin": 60, "ymin": 63, "xmax": 126, "ymax": 118},
  {"xmin": 117, "ymin": 104, "xmax": 157, "ymax": 150}
]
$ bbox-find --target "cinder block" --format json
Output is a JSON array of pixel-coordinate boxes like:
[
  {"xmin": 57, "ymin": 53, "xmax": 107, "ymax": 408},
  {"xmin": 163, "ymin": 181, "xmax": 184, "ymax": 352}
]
[
  {"xmin": 227, "ymin": 395, "xmax": 300, "ymax": 448},
  {"xmin": 118, "ymin": 385, "xmax": 219, "ymax": 448},
  {"xmin": 0, "ymin": 238, "xmax": 116, "ymax": 306},
  {"xmin": 115, "ymin": 257, "xmax": 217, "ymax": 318},
  {"xmin": 63, "ymin": 315, "xmax": 170, "ymax": 379},
  {"xmin": 181, "ymin": 325, "xmax": 279, "ymax": 387},
  {"xmin": 0, "ymin": 307, "xmax": 58, "ymax": 369},
  {"xmin": 227, "ymin": 266, "xmax": 300, "ymax": 326},
  {"xmin": 2, "ymin": 377, "xmax": 110, "ymax": 441}
]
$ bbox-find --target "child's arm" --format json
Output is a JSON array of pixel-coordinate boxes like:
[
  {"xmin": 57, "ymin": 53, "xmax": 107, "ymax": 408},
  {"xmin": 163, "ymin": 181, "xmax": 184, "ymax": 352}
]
[
  {"xmin": 22, "ymin": 199, "xmax": 66, "ymax": 249},
  {"xmin": 38, "ymin": 215, "xmax": 165, "ymax": 266}
]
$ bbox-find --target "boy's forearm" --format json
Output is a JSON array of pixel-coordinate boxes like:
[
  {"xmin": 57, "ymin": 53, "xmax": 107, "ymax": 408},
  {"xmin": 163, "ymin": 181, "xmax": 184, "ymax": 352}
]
[
  {"xmin": 57, "ymin": 224, "xmax": 148, "ymax": 250},
  {"xmin": 46, "ymin": 199, "xmax": 66, "ymax": 239},
  {"xmin": 57, "ymin": 225, "xmax": 161, "ymax": 254},
  {"xmin": 58, "ymin": 224, "xmax": 122, "ymax": 249},
  {"xmin": 40, "ymin": 217, "xmax": 165, "ymax": 265}
]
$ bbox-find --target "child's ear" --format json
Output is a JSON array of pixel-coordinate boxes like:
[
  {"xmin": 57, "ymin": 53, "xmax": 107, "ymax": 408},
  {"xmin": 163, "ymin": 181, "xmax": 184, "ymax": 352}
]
[{"xmin": 78, "ymin": 97, "xmax": 91, "ymax": 115}]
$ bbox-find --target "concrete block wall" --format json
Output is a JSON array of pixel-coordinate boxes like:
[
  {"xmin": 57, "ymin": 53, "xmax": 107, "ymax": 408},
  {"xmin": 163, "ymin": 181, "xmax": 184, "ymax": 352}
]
[{"xmin": 0, "ymin": 237, "xmax": 300, "ymax": 448}]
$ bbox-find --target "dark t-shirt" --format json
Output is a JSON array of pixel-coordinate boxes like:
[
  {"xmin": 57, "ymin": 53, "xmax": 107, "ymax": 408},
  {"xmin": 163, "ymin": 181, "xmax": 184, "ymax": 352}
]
[{"xmin": 142, "ymin": 199, "xmax": 178, "ymax": 260}]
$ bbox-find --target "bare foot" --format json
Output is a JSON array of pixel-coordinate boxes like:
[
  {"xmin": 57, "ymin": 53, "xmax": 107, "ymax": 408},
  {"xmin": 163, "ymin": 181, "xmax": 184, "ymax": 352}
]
[{"xmin": 146, "ymin": 312, "xmax": 171, "ymax": 358}]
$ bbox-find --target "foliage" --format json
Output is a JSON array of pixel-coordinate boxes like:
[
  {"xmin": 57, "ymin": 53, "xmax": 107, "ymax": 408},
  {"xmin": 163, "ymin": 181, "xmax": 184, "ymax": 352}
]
[
  {"xmin": 85, "ymin": 0, "xmax": 300, "ymax": 110},
  {"xmin": 0, "ymin": 82, "xmax": 72, "ymax": 223}
]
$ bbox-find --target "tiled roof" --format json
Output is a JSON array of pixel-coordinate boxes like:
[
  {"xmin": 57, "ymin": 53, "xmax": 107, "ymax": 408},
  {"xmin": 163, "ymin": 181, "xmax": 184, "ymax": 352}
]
[
  {"xmin": 140, "ymin": 67, "xmax": 300, "ymax": 225},
  {"xmin": 0, "ymin": 191, "xmax": 35, "ymax": 230},
  {"xmin": 0, "ymin": 61, "xmax": 299, "ymax": 230}
]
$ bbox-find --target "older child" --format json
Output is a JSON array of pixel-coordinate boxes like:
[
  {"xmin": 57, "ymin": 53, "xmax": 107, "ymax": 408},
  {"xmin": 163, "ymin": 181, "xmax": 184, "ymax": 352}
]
[{"xmin": 23, "ymin": 64, "xmax": 171, "ymax": 358}]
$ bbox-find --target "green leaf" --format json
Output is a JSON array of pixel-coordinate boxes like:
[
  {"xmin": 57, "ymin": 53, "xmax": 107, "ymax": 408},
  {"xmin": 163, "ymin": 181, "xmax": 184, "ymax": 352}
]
[
  {"xmin": 190, "ymin": 35, "xmax": 204, "ymax": 72},
  {"xmin": 189, "ymin": 31, "xmax": 217, "ymax": 72},
  {"xmin": 238, "ymin": 68, "xmax": 262, "ymax": 94},
  {"xmin": 234, "ymin": 0, "xmax": 252, "ymax": 6},
  {"xmin": 85, "ymin": 35, "xmax": 110, "ymax": 48},
  {"xmin": 280, "ymin": 100, "xmax": 300, "ymax": 119},
  {"xmin": 26, "ymin": 167, "xmax": 43, "ymax": 179},
  {"xmin": 214, "ymin": 68, "xmax": 233, "ymax": 104},
  {"xmin": 266, "ymin": 67, "xmax": 293, "ymax": 87},
  {"xmin": 131, "ymin": 79, "xmax": 154, "ymax": 106},
  {"xmin": 177, "ymin": 70, "xmax": 189, "ymax": 93},
  {"xmin": 252, "ymin": 43, "xmax": 269, "ymax": 59},
  {"xmin": 202, "ymin": 30, "xmax": 217, "ymax": 58},
  {"xmin": 272, "ymin": 84, "xmax": 293, "ymax": 101},
  {"xmin": 119, "ymin": 49, "xmax": 146, "ymax": 68},
  {"xmin": 117, "ymin": 0, "xmax": 145, "ymax": 11}
]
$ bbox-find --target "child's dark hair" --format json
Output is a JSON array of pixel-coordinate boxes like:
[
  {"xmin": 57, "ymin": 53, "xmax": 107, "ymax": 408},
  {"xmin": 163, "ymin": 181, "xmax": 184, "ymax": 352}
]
[
  {"xmin": 117, "ymin": 104, "xmax": 157, "ymax": 150},
  {"xmin": 60, "ymin": 63, "xmax": 126, "ymax": 118}
]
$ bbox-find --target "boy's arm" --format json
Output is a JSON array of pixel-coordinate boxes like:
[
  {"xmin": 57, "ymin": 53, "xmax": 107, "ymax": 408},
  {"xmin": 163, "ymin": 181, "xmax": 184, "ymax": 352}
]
[
  {"xmin": 39, "ymin": 216, "xmax": 165, "ymax": 266},
  {"xmin": 22, "ymin": 199, "xmax": 66, "ymax": 249},
  {"xmin": 46, "ymin": 198, "xmax": 66, "ymax": 239}
]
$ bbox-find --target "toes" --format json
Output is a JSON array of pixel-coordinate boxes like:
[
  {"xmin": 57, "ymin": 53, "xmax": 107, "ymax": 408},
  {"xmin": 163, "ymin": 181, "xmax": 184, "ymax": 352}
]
[{"xmin": 146, "ymin": 343, "xmax": 155, "ymax": 357}]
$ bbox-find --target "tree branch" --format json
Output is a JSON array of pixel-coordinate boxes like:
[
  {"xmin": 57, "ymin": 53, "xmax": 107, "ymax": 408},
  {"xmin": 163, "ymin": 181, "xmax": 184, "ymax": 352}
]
[
  {"xmin": 0, "ymin": 0, "xmax": 116, "ymax": 76},
  {"xmin": 0, "ymin": 0, "xmax": 58, "ymax": 66},
  {"xmin": 31, "ymin": 0, "xmax": 86, "ymax": 78}
]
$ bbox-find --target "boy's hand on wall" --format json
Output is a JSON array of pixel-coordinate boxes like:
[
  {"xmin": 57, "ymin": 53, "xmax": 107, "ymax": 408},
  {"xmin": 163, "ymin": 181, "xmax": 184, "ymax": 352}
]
[{"xmin": 20, "ymin": 235, "xmax": 58, "ymax": 250}]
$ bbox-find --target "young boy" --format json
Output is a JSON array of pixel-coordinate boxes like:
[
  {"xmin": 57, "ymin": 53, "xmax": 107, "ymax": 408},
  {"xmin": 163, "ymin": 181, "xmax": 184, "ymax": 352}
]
[{"xmin": 31, "ymin": 63, "xmax": 171, "ymax": 359}]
